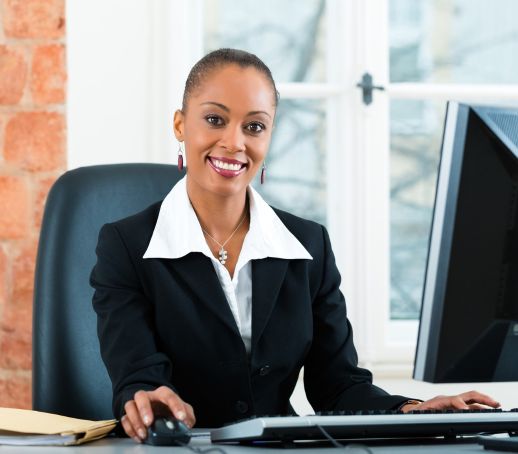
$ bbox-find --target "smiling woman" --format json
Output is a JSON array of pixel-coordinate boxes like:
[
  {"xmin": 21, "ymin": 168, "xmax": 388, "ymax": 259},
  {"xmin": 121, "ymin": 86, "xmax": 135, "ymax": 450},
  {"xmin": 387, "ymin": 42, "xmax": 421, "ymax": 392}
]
[{"xmin": 90, "ymin": 48, "xmax": 500, "ymax": 443}]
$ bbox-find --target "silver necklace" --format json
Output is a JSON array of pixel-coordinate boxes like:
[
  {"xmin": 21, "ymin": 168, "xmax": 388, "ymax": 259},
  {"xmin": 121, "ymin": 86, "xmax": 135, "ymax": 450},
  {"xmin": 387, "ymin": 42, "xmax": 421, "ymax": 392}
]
[{"xmin": 201, "ymin": 210, "xmax": 248, "ymax": 265}]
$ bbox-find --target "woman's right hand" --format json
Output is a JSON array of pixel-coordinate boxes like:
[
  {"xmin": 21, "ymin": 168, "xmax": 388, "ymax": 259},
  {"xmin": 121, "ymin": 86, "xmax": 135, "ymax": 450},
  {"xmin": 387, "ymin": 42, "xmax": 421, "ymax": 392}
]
[{"xmin": 120, "ymin": 386, "xmax": 196, "ymax": 443}]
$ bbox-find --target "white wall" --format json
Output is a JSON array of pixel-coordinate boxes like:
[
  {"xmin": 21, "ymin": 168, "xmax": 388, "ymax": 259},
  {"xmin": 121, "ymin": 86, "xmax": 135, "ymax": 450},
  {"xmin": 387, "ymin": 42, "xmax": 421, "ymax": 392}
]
[
  {"xmin": 66, "ymin": 0, "xmax": 202, "ymax": 169},
  {"xmin": 291, "ymin": 378, "xmax": 518, "ymax": 415}
]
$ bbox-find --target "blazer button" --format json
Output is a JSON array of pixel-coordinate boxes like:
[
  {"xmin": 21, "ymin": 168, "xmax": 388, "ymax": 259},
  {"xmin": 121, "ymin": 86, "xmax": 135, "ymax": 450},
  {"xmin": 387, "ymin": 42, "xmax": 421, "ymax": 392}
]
[
  {"xmin": 259, "ymin": 365, "xmax": 271, "ymax": 376},
  {"xmin": 235, "ymin": 400, "xmax": 249, "ymax": 414}
]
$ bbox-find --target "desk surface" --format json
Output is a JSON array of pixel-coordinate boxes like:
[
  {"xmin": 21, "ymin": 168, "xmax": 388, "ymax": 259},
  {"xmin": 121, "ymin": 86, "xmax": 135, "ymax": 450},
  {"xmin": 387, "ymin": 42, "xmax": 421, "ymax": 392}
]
[{"xmin": 0, "ymin": 437, "xmax": 502, "ymax": 453}]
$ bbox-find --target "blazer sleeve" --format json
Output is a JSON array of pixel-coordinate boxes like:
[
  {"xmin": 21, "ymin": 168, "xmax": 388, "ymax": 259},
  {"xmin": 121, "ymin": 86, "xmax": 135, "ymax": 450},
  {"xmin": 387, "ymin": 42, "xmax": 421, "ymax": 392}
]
[
  {"xmin": 90, "ymin": 223, "xmax": 175, "ymax": 419},
  {"xmin": 303, "ymin": 225, "xmax": 410, "ymax": 411}
]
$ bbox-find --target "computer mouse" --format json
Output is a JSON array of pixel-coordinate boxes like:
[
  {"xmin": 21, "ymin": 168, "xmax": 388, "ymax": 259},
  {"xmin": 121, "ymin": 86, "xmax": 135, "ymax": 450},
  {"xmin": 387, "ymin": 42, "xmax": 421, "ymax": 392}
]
[{"xmin": 143, "ymin": 416, "xmax": 192, "ymax": 446}]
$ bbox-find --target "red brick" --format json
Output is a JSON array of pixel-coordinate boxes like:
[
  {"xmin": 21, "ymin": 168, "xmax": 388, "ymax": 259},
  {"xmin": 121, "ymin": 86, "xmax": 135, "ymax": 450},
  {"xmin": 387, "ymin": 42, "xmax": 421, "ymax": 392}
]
[
  {"xmin": 0, "ymin": 246, "xmax": 7, "ymax": 308},
  {"xmin": 31, "ymin": 44, "xmax": 66, "ymax": 105},
  {"xmin": 34, "ymin": 175, "xmax": 57, "ymax": 229},
  {"xmin": 0, "ymin": 114, "xmax": 5, "ymax": 158},
  {"xmin": 0, "ymin": 332, "xmax": 32, "ymax": 370},
  {"xmin": 0, "ymin": 374, "xmax": 31, "ymax": 408},
  {"xmin": 12, "ymin": 239, "xmax": 38, "ymax": 305},
  {"xmin": 0, "ymin": 175, "xmax": 31, "ymax": 239},
  {"xmin": 0, "ymin": 240, "xmax": 37, "ymax": 374},
  {"xmin": 0, "ymin": 295, "xmax": 33, "ymax": 369},
  {"xmin": 3, "ymin": 0, "xmax": 65, "ymax": 39},
  {"xmin": 0, "ymin": 45, "xmax": 27, "ymax": 105},
  {"xmin": 4, "ymin": 112, "xmax": 66, "ymax": 172}
]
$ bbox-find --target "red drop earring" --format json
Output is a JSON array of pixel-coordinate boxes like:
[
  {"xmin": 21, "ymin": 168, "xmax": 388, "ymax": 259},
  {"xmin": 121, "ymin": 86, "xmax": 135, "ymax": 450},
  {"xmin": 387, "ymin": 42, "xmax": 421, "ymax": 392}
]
[
  {"xmin": 178, "ymin": 143, "xmax": 184, "ymax": 171},
  {"xmin": 260, "ymin": 162, "xmax": 266, "ymax": 184}
]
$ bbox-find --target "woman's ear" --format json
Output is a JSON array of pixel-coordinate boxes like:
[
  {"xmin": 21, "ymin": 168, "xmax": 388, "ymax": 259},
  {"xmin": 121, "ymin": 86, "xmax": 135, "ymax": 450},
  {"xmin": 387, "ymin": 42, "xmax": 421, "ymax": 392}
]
[{"xmin": 173, "ymin": 109, "xmax": 185, "ymax": 141}]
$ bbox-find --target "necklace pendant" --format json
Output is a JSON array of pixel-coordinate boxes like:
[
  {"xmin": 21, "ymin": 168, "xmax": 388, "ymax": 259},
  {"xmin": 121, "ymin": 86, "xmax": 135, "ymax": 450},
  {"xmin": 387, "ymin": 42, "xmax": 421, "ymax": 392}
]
[{"xmin": 218, "ymin": 247, "xmax": 228, "ymax": 265}]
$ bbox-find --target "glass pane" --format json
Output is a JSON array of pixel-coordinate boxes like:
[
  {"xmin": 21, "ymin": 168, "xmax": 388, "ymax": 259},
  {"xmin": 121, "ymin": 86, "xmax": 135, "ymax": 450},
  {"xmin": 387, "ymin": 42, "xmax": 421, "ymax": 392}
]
[
  {"xmin": 390, "ymin": 100, "xmax": 446, "ymax": 319},
  {"xmin": 252, "ymin": 99, "xmax": 327, "ymax": 225},
  {"xmin": 390, "ymin": 0, "xmax": 518, "ymax": 84},
  {"xmin": 203, "ymin": 0, "xmax": 327, "ymax": 83}
]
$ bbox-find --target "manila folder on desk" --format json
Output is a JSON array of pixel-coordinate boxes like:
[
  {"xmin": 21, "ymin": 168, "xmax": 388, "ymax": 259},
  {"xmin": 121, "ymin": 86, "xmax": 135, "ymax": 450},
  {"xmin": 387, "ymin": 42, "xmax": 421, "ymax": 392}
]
[{"xmin": 0, "ymin": 407, "xmax": 117, "ymax": 446}]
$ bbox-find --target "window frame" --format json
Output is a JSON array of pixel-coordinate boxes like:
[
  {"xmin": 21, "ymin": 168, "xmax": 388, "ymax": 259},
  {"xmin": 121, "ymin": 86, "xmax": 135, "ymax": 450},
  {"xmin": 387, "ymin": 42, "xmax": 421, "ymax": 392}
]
[{"xmin": 360, "ymin": 1, "xmax": 518, "ymax": 373}]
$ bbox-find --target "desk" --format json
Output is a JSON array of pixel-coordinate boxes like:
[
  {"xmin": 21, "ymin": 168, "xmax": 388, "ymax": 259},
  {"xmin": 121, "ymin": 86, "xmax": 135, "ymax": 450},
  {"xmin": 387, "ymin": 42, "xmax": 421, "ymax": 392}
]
[{"xmin": 0, "ymin": 437, "xmax": 500, "ymax": 453}]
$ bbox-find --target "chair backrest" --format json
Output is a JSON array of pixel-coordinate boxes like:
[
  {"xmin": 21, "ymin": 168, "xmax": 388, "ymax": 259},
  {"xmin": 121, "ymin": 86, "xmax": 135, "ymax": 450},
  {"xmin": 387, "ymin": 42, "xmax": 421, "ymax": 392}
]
[{"xmin": 33, "ymin": 163, "xmax": 182, "ymax": 420}]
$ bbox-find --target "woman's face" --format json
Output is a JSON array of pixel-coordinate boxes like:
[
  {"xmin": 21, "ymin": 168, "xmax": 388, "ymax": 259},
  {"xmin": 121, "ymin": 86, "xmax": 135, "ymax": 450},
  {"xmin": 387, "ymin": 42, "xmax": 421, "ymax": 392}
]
[{"xmin": 174, "ymin": 64, "xmax": 276, "ymax": 199}]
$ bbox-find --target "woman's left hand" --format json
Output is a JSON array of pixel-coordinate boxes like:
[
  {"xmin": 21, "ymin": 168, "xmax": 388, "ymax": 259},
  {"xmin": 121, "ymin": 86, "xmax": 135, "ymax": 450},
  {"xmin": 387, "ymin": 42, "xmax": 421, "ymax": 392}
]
[{"xmin": 401, "ymin": 390, "xmax": 501, "ymax": 413}]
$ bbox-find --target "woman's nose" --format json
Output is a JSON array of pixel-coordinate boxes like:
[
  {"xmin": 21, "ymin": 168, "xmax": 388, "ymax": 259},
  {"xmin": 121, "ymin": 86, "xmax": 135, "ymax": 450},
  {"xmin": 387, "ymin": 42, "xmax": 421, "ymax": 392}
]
[{"xmin": 219, "ymin": 124, "xmax": 245, "ymax": 152}]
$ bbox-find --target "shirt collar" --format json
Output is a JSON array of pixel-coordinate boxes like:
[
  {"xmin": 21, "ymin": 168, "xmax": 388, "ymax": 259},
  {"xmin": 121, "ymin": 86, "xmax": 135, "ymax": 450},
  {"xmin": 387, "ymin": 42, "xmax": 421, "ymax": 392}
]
[{"xmin": 143, "ymin": 176, "xmax": 312, "ymax": 261}]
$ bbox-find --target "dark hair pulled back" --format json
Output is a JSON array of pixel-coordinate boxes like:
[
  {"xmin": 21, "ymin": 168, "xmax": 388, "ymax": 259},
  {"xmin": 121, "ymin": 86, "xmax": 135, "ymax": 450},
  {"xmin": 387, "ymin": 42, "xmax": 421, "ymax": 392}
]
[{"xmin": 182, "ymin": 48, "xmax": 279, "ymax": 111}]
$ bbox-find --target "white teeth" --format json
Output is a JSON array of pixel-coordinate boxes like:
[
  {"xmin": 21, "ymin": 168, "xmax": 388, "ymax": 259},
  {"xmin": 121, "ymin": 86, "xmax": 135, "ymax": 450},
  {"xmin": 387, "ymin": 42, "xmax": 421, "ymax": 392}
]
[{"xmin": 213, "ymin": 159, "xmax": 242, "ymax": 171}]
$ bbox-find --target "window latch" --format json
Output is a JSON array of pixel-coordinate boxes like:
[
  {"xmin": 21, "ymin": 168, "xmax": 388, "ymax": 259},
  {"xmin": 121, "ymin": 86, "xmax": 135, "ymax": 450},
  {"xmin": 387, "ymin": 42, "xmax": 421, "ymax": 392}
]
[{"xmin": 356, "ymin": 72, "xmax": 385, "ymax": 105}]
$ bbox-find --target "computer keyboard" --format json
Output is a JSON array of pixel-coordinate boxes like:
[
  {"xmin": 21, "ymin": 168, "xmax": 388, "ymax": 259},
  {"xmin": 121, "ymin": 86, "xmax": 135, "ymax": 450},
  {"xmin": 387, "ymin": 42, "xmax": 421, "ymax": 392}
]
[{"xmin": 210, "ymin": 409, "xmax": 518, "ymax": 443}]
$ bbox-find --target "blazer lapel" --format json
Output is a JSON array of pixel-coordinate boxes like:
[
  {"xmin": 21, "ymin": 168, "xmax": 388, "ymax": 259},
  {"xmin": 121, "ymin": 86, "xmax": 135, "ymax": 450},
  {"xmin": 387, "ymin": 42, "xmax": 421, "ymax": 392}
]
[
  {"xmin": 251, "ymin": 258, "xmax": 289, "ymax": 350},
  {"xmin": 166, "ymin": 253, "xmax": 241, "ymax": 338}
]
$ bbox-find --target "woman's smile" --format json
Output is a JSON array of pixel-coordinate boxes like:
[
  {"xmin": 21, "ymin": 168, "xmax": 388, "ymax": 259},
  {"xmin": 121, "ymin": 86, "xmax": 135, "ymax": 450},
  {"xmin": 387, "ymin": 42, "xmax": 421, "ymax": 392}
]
[{"xmin": 207, "ymin": 156, "xmax": 248, "ymax": 178}]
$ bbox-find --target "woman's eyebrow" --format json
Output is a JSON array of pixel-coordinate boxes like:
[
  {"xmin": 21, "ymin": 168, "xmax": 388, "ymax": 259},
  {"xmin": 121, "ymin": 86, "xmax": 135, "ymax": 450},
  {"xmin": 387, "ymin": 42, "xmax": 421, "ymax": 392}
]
[
  {"xmin": 248, "ymin": 110, "xmax": 272, "ymax": 119},
  {"xmin": 200, "ymin": 101, "xmax": 272, "ymax": 119},
  {"xmin": 201, "ymin": 101, "xmax": 229, "ymax": 111}
]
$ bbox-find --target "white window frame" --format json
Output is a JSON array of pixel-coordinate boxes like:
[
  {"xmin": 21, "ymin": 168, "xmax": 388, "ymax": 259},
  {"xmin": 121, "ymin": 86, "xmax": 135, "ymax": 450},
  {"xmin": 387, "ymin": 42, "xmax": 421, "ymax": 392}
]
[
  {"xmin": 299, "ymin": 0, "xmax": 518, "ymax": 375},
  {"xmin": 354, "ymin": 1, "xmax": 518, "ymax": 375}
]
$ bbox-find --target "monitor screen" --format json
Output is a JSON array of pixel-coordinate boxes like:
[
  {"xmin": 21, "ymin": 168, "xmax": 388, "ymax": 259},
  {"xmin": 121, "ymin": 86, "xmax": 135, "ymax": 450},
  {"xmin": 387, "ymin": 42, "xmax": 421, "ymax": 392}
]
[{"xmin": 413, "ymin": 101, "xmax": 518, "ymax": 383}]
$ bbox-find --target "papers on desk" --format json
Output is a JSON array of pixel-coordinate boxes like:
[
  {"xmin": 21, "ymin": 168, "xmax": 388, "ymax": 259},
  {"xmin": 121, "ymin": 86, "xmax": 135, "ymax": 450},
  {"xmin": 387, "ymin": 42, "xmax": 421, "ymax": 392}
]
[{"xmin": 0, "ymin": 407, "xmax": 117, "ymax": 446}]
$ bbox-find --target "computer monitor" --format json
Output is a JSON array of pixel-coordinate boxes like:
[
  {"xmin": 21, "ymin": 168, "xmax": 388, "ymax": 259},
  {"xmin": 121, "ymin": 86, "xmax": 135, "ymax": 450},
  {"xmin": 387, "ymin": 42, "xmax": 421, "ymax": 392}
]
[{"xmin": 413, "ymin": 101, "xmax": 518, "ymax": 383}]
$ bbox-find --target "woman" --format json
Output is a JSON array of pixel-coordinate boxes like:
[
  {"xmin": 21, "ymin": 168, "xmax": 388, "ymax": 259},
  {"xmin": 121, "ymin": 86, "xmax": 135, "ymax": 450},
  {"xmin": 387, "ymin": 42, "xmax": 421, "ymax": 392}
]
[{"xmin": 91, "ymin": 49, "xmax": 499, "ymax": 443}]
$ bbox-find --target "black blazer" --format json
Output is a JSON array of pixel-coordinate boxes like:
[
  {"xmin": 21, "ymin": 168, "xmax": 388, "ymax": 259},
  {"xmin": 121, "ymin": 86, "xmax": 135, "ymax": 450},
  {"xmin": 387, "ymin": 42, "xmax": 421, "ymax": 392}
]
[{"xmin": 91, "ymin": 201, "xmax": 408, "ymax": 428}]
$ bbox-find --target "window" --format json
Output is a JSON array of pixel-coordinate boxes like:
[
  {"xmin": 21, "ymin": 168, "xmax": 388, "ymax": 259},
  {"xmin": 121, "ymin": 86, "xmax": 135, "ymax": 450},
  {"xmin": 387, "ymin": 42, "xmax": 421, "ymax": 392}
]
[{"xmin": 387, "ymin": 0, "xmax": 518, "ymax": 369}]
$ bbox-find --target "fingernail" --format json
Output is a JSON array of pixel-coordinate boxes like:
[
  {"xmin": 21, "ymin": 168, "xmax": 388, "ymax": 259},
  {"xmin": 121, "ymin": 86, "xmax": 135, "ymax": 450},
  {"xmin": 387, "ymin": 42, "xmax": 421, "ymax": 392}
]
[
  {"xmin": 143, "ymin": 415, "xmax": 150, "ymax": 425},
  {"xmin": 138, "ymin": 429, "xmax": 146, "ymax": 439},
  {"xmin": 177, "ymin": 411, "xmax": 186, "ymax": 420}
]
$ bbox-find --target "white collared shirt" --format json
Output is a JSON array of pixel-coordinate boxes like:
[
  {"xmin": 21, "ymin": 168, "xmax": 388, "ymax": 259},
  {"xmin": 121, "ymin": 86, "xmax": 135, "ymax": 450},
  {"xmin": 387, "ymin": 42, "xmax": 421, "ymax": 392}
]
[{"xmin": 143, "ymin": 176, "xmax": 312, "ymax": 353}]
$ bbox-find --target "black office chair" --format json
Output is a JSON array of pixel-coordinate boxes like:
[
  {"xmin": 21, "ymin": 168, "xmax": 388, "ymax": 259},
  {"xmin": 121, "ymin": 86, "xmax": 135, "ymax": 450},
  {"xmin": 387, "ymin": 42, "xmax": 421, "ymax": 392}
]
[{"xmin": 32, "ymin": 163, "xmax": 182, "ymax": 420}]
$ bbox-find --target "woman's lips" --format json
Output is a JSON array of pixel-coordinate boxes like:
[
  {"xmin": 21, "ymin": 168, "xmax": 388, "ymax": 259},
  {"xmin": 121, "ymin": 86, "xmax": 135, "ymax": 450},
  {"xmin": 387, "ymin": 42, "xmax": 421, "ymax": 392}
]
[{"xmin": 207, "ymin": 156, "xmax": 247, "ymax": 178}]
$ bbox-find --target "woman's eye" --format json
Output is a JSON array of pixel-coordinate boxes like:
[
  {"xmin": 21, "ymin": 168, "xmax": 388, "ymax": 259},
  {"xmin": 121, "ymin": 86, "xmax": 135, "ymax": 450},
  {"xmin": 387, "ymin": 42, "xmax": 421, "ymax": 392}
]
[
  {"xmin": 246, "ymin": 122, "xmax": 265, "ymax": 133},
  {"xmin": 206, "ymin": 115, "xmax": 223, "ymax": 126}
]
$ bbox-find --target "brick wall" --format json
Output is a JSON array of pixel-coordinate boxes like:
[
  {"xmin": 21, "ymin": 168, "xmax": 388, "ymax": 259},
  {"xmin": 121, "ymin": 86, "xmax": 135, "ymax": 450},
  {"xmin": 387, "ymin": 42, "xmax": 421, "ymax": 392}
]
[{"xmin": 0, "ymin": 0, "xmax": 66, "ymax": 408}]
